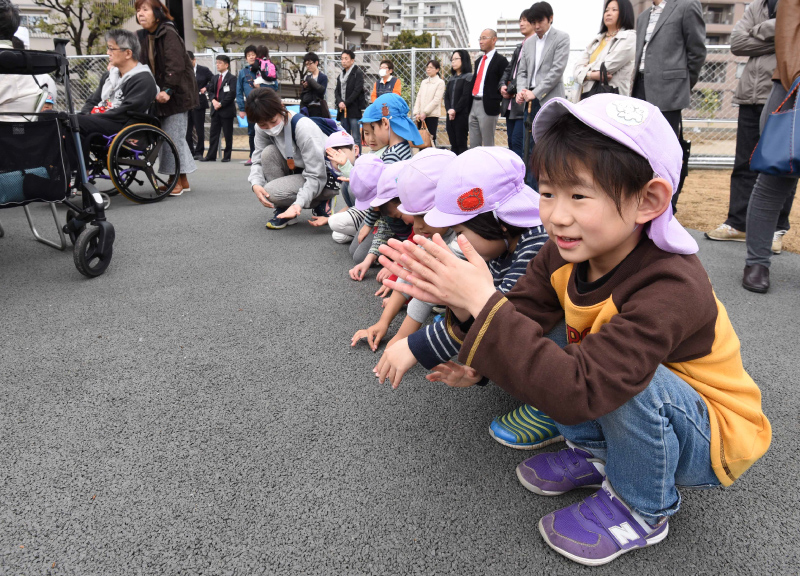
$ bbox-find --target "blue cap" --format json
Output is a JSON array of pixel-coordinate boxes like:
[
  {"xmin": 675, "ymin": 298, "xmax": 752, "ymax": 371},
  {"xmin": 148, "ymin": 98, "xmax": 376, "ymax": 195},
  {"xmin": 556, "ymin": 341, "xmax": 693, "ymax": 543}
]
[{"xmin": 360, "ymin": 93, "xmax": 423, "ymax": 146}]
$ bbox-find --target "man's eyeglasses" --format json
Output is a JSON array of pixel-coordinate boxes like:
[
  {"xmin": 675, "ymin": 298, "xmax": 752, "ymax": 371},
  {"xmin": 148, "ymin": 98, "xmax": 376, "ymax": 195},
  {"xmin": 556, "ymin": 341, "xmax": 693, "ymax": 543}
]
[
  {"xmin": 106, "ymin": 46, "xmax": 129, "ymax": 52},
  {"xmin": 478, "ymin": 36, "xmax": 492, "ymax": 41}
]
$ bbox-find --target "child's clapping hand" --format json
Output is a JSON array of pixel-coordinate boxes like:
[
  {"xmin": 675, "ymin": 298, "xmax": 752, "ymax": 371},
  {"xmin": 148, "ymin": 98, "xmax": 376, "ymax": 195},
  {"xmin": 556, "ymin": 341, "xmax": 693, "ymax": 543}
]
[
  {"xmin": 426, "ymin": 361, "xmax": 482, "ymax": 388},
  {"xmin": 374, "ymin": 337, "xmax": 417, "ymax": 389},
  {"xmin": 326, "ymin": 147, "xmax": 348, "ymax": 169}
]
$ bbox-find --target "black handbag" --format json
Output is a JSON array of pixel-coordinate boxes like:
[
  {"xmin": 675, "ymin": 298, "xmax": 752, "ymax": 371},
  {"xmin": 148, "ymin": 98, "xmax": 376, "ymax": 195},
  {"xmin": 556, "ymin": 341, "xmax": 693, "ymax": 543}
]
[{"xmin": 581, "ymin": 63, "xmax": 619, "ymax": 100}]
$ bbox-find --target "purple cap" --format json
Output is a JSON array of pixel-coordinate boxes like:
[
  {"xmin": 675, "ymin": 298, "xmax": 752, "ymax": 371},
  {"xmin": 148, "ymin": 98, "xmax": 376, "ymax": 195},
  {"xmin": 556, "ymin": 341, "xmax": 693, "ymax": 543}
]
[
  {"xmin": 424, "ymin": 147, "xmax": 542, "ymax": 228},
  {"xmin": 397, "ymin": 148, "xmax": 457, "ymax": 215},
  {"xmin": 370, "ymin": 160, "xmax": 408, "ymax": 208},
  {"xmin": 349, "ymin": 155, "xmax": 385, "ymax": 210},
  {"xmin": 533, "ymin": 94, "xmax": 698, "ymax": 255},
  {"xmin": 325, "ymin": 129, "xmax": 355, "ymax": 149}
]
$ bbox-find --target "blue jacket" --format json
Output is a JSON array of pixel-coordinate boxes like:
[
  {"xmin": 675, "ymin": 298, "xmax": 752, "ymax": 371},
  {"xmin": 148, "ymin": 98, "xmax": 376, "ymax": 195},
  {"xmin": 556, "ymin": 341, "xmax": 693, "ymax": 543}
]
[{"xmin": 236, "ymin": 66, "xmax": 258, "ymax": 112}]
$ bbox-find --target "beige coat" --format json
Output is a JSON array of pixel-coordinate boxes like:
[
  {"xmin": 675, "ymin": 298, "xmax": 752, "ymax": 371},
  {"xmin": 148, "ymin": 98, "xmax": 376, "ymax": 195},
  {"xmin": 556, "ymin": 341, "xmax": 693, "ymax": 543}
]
[
  {"xmin": 413, "ymin": 75, "xmax": 445, "ymax": 118},
  {"xmin": 731, "ymin": 0, "xmax": 776, "ymax": 106},
  {"xmin": 0, "ymin": 39, "xmax": 45, "ymax": 121},
  {"xmin": 573, "ymin": 29, "xmax": 637, "ymax": 101}
]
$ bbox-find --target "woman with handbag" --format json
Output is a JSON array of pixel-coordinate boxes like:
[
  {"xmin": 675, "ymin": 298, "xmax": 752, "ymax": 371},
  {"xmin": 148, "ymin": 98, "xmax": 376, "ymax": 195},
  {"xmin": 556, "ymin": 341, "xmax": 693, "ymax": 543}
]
[
  {"xmin": 413, "ymin": 60, "xmax": 445, "ymax": 146},
  {"xmin": 742, "ymin": 0, "xmax": 800, "ymax": 294},
  {"xmin": 571, "ymin": 0, "xmax": 636, "ymax": 101}
]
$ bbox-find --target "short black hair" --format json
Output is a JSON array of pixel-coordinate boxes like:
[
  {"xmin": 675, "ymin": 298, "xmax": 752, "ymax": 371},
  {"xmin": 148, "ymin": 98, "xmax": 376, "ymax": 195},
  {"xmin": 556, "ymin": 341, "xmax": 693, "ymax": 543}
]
[
  {"xmin": 216, "ymin": 54, "xmax": 230, "ymax": 65},
  {"xmin": 187, "ymin": 50, "xmax": 195, "ymax": 60},
  {"xmin": 531, "ymin": 113, "xmax": 653, "ymax": 214},
  {"xmin": 451, "ymin": 49, "xmax": 472, "ymax": 75},
  {"xmin": 520, "ymin": 8, "xmax": 532, "ymax": 22},
  {"xmin": 244, "ymin": 44, "xmax": 257, "ymax": 56},
  {"xmin": 426, "ymin": 59, "xmax": 441, "ymax": 72},
  {"xmin": 304, "ymin": 51, "xmax": 319, "ymax": 63},
  {"xmin": 0, "ymin": 0, "xmax": 21, "ymax": 41},
  {"xmin": 246, "ymin": 87, "xmax": 287, "ymax": 124},
  {"xmin": 460, "ymin": 212, "xmax": 527, "ymax": 243},
  {"xmin": 332, "ymin": 144, "xmax": 354, "ymax": 151},
  {"xmin": 341, "ymin": 49, "xmax": 356, "ymax": 60},
  {"xmin": 378, "ymin": 197, "xmax": 401, "ymax": 217},
  {"xmin": 380, "ymin": 59, "xmax": 394, "ymax": 72},
  {"xmin": 600, "ymin": 0, "xmax": 635, "ymax": 32},
  {"xmin": 528, "ymin": 1, "xmax": 554, "ymax": 22}
]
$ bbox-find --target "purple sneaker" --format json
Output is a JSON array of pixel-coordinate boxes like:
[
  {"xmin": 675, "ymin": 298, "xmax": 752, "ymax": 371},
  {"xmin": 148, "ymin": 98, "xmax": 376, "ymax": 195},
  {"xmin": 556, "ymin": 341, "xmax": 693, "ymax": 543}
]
[
  {"xmin": 538, "ymin": 484, "xmax": 669, "ymax": 566},
  {"xmin": 516, "ymin": 445, "xmax": 605, "ymax": 496}
]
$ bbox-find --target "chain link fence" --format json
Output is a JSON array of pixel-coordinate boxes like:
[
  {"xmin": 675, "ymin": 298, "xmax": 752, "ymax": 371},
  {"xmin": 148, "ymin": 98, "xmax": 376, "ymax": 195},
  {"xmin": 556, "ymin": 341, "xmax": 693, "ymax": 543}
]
[{"xmin": 62, "ymin": 46, "xmax": 742, "ymax": 166}]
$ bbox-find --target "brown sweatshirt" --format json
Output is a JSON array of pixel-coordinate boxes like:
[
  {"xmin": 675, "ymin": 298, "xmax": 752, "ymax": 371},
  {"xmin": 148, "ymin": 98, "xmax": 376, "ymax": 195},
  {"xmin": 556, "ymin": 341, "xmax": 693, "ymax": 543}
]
[
  {"xmin": 450, "ymin": 239, "xmax": 771, "ymax": 487},
  {"xmin": 772, "ymin": 0, "xmax": 800, "ymax": 89}
]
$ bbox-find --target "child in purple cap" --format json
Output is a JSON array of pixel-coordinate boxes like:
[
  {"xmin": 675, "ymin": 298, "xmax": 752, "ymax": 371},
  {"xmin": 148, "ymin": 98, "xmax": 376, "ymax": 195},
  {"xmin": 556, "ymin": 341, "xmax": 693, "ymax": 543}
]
[
  {"xmin": 352, "ymin": 148, "xmax": 458, "ymax": 352},
  {"xmin": 376, "ymin": 95, "xmax": 770, "ymax": 566},
  {"xmin": 373, "ymin": 148, "xmax": 552, "ymax": 435}
]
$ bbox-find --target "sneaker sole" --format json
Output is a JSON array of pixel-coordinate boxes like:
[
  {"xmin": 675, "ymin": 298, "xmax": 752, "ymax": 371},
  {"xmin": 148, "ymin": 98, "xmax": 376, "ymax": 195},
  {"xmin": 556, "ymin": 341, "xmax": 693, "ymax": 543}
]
[
  {"xmin": 704, "ymin": 232, "xmax": 745, "ymax": 242},
  {"xmin": 489, "ymin": 427, "xmax": 564, "ymax": 450},
  {"xmin": 516, "ymin": 466, "xmax": 602, "ymax": 496},
  {"xmin": 265, "ymin": 220, "xmax": 298, "ymax": 230},
  {"xmin": 538, "ymin": 517, "xmax": 669, "ymax": 566}
]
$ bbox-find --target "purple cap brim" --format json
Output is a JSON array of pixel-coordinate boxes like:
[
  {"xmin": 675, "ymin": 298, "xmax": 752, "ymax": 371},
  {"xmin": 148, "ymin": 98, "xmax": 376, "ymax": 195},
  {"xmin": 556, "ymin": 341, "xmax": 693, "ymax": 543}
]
[{"xmin": 425, "ymin": 183, "xmax": 541, "ymax": 229}]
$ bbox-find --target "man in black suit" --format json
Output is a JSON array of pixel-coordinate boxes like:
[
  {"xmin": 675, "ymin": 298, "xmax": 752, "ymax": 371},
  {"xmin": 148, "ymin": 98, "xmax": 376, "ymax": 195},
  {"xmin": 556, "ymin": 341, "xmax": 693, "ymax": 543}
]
[
  {"xmin": 468, "ymin": 29, "xmax": 508, "ymax": 148},
  {"xmin": 334, "ymin": 49, "xmax": 365, "ymax": 150},
  {"xmin": 186, "ymin": 51, "xmax": 213, "ymax": 160},
  {"xmin": 202, "ymin": 54, "xmax": 237, "ymax": 163}
]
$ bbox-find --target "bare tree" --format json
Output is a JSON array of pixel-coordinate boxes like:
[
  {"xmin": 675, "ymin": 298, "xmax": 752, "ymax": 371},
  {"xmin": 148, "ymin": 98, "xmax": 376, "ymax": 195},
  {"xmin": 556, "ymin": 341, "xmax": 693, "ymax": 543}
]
[
  {"xmin": 33, "ymin": 0, "xmax": 136, "ymax": 55},
  {"xmin": 262, "ymin": 14, "xmax": 324, "ymax": 97},
  {"xmin": 193, "ymin": 0, "xmax": 257, "ymax": 52}
]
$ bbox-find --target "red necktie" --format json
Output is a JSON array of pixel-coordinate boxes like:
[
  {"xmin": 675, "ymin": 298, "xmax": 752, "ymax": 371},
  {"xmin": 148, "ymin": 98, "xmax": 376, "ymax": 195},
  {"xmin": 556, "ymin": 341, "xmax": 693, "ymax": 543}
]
[
  {"xmin": 216, "ymin": 74, "xmax": 223, "ymax": 99},
  {"xmin": 472, "ymin": 55, "xmax": 487, "ymax": 96}
]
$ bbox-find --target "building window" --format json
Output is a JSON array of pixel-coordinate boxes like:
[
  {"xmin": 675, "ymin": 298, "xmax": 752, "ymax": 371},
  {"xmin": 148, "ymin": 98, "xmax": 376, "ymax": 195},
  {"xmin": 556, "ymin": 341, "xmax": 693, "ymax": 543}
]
[
  {"xmin": 705, "ymin": 34, "xmax": 730, "ymax": 45},
  {"xmin": 346, "ymin": 5, "xmax": 356, "ymax": 19},
  {"xmin": 699, "ymin": 62, "xmax": 727, "ymax": 83},
  {"xmin": 19, "ymin": 14, "xmax": 48, "ymax": 32},
  {"xmin": 294, "ymin": 4, "xmax": 319, "ymax": 15},
  {"xmin": 703, "ymin": 5, "xmax": 733, "ymax": 25}
]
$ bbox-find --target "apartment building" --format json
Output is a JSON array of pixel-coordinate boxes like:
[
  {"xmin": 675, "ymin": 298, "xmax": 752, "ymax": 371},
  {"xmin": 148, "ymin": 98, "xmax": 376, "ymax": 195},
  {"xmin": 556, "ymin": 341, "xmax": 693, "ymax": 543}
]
[
  {"xmin": 11, "ymin": 0, "xmax": 390, "ymax": 54},
  {"xmin": 495, "ymin": 16, "xmax": 523, "ymax": 52},
  {"xmin": 385, "ymin": 0, "xmax": 469, "ymax": 49}
]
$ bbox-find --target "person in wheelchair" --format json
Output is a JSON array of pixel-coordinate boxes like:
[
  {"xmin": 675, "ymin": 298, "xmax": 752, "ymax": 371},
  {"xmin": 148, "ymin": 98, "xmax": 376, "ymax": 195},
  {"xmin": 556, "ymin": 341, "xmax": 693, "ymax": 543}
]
[
  {"xmin": 78, "ymin": 29, "xmax": 158, "ymax": 142},
  {"xmin": 0, "ymin": 0, "xmax": 46, "ymax": 121}
]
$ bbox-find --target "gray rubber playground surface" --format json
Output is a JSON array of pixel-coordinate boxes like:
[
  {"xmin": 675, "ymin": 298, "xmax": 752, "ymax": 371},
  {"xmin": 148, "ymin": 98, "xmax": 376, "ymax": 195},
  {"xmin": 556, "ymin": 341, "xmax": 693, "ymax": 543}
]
[{"xmin": 1, "ymin": 161, "xmax": 798, "ymax": 575}]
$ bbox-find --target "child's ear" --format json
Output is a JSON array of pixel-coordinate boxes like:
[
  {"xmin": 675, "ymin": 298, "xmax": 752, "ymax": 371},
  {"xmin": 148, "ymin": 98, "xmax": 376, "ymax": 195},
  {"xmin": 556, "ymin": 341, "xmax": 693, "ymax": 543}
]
[
  {"xmin": 635, "ymin": 178, "xmax": 673, "ymax": 225},
  {"xmin": 354, "ymin": 144, "xmax": 360, "ymax": 157}
]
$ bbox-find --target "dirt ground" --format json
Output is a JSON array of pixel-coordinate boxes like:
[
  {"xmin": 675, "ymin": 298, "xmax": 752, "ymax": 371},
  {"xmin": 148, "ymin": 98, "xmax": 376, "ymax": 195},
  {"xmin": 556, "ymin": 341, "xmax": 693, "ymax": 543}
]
[{"xmin": 678, "ymin": 169, "xmax": 798, "ymax": 253}]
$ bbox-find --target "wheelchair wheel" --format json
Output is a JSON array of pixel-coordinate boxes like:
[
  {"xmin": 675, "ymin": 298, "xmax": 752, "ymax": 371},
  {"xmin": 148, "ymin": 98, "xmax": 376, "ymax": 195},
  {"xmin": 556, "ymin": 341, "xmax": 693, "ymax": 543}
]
[
  {"xmin": 65, "ymin": 208, "xmax": 80, "ymax": 245},
  {"xmin": 107, "ymin": 123, "xmax": 180, "ymax": 203},
  {"xmin": 73, "ymin": 225, "xmax": 113, "ymax": 277}
]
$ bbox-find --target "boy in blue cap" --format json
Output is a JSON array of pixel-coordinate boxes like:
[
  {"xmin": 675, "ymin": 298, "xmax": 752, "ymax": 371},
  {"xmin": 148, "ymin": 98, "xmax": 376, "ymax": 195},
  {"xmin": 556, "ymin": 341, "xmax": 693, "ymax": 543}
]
[{"xmin": 348, "ymin": 94, "xmax": 424, "ymax": 281}]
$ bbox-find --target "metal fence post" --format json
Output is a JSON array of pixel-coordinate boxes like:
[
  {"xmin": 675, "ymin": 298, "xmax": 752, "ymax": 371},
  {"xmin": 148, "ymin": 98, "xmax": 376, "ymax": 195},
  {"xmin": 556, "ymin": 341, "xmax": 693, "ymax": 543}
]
[{"xmin": 410, "ymin": 46, "xmax": 416, "ymax": 114}]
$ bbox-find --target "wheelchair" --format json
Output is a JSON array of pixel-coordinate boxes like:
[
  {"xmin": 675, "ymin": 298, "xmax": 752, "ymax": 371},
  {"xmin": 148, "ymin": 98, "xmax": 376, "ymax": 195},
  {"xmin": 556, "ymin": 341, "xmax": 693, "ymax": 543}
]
[
  {"xmin": 84, "ymin": 111, "xmax": 181, "ymax": 206},
  {"xmin": 0, "ymin": 48, "xmax": 114, "ymax": 277}
]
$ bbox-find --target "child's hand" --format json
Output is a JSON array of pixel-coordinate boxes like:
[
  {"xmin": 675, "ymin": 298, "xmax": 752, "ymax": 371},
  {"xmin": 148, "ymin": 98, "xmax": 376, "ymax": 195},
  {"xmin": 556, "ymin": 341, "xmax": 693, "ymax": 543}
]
[
  {"xmin": 349, "ymin": 260, "xmax": 371, "ymax": 281},
  {"xmin": 326, "ymin": 147, "xmax": 347, "ymax": 168},
  {"xmin": 375, "ymin": 284, "xmax": 392, "ymax": 298},
  {"xmin": 308, "ymin": 215, "xmax": 328, "ymax": 227},
  {"xmin": 379, "ymin": 234, "xmax": 496, "ymax": 319},
  {"xmin": 426, "ymin": 361, "xmax": 482, "ymax": 388},
  {"xmin": 357, "ymin": 225, "xmax": 371, "ymax": 244},
  {"xmin": 374, "ymin": 338, "xmax": 417, "ymax": 389},
  {"xmin": 338, "ymin": 176, "xmax": 350, "ymax": 182},
  {"xmin": 376, "ymin": 267, "xmax": 391, "ymax": 283},
  {"xmin": 351, "ymin": 322, "xmax": 389, "ymax": 351}
]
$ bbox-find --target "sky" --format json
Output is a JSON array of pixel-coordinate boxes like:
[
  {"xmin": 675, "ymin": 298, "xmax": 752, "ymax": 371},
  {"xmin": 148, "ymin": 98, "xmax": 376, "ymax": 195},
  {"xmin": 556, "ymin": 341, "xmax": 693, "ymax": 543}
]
[{"xmin": 461, "ymin": 0, "xmax": 605, "ymax": 49}]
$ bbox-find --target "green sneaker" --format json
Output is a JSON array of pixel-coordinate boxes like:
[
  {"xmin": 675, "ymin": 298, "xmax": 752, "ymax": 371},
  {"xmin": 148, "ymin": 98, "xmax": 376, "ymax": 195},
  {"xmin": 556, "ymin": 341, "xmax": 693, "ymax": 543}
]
[{"xmin": 490, "ymin": 404, "xmax": 563, "ymax": 449}]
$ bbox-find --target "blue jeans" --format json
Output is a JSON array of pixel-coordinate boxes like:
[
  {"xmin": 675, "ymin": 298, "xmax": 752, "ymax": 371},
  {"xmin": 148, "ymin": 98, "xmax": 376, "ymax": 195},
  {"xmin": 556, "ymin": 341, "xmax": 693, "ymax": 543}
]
[
  {"xmin": 546, "ymin": 324, "xmax": 720, "ymax": 523},
  {"xmin": 506, "ymin": 117, "xmax": 524, "ymax": 160},
  {"xmin": 342, "ymin": 117, "xmax": 362, "ymax": 150}
]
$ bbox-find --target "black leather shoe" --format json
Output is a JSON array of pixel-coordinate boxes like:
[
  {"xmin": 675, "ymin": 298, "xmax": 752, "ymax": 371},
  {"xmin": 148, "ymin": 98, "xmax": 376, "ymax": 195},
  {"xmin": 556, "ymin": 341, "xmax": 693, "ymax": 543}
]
[
  {"xmin": 193, "ymin": 154, "xmax": 203, "ymax": 160},
  {"xmin": 221, "ymin": 157, "xmax": 231, "ymax": 163},
  {"xmin": 200, "ymin": 156, "xmax": 215, "ymax": 162},
  {"xmin": 742, "ymin": 264, "xmax": 770, "ymax": 293}
]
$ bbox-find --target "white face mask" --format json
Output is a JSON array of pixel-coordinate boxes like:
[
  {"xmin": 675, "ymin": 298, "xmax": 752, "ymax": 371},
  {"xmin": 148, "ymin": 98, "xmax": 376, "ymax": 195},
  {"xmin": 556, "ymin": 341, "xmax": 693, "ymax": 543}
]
[
  {"xmin": 379, "ymin": 69, "xmax": 389, "ymax": 78},
  {"xmin": 264, "ymin": 120, "xmax": 284, "ymax": 136}
]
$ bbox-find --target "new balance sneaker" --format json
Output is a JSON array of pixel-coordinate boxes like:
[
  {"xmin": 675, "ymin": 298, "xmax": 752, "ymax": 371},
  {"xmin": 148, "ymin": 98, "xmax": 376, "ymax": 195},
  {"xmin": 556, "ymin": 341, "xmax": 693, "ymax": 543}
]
[
  {"xmin": 538, "ymin": 481, "xmax": 669, "ymax": 566},
  {"xmin": 705, "ymin": 223, "xmax": 746, "ymax": 242},
  {"xmin": 772, "ymin": 230, "xmax": 787, "ymax": 254},
  {"xmin": 265, "ymin": 208, "xmax": 297, "ymax": 230},
  {"xmin": 312, "ymin": 199, "xmax": 332, "ymax": 218},
  {"xmin": 490, "ymin": 404, "xmax": 563, "ymax": 449},
  {"xmin": 516, "ymin": 443, "xmax": 605, "ymax": 496}
]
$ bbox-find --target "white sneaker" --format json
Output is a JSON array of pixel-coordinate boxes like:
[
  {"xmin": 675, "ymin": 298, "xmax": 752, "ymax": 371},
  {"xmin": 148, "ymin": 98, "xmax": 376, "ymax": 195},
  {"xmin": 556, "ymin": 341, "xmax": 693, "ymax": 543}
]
[
  {"xmin": 772, "ymin": 230, "xmax": 787, "ymax": 254},
  {"xmin": 705, "ymin": 223, "xmax": 746, "ymax": 242}
]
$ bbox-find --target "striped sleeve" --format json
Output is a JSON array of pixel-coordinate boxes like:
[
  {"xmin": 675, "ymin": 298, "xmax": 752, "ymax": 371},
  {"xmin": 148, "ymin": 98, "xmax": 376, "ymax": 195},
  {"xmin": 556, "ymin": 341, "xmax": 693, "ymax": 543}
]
[
  {"xmin": 407, "ymin": 310, "xmax": 463, "ymax": 370},
  {"xmin": 369, "ymin": 218, "xmax": 393, "ymax": 256},
  {"xmin": 495, "ymin": 226, "xmax": 549, "ymax": 294},
  {"xmin": 363, "ymin": 210, "xmax": 379, "ymax": 229}
]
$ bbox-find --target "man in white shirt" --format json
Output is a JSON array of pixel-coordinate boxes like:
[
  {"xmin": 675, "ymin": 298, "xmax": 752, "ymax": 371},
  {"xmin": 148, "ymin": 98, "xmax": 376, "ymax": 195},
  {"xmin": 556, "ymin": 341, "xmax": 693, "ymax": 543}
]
[{"xmin": 467, "ymin": 29, "xmax": 508, "ymax": 148}]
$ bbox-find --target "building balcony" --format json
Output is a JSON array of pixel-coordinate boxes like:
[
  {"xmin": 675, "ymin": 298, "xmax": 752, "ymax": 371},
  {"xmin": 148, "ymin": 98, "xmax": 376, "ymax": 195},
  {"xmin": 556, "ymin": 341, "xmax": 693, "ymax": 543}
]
[
  {"xmin": 333, "ymin": 0, "xmax": 344, "ymax": 14},
  {"xmin": 353, "ymin": 16, "xmax": 370, "ymax": 35},
  {"xmin": 706, "ymin": 23, "xmax": 733, "ymax": 35},
  {"xmin": 363, "ymin": 30, "xmax": 387, "ymax": 47},
  {"xmin": 285, "ymin": 13, "xmax": 326, "ymax": 35},
  {"xmin": 340, "ymin": 13, "xmax": 357, "ymax": 31},
  {"xmin": 365, "ymin": 1, "xmax": 387, "ymax": 18}
]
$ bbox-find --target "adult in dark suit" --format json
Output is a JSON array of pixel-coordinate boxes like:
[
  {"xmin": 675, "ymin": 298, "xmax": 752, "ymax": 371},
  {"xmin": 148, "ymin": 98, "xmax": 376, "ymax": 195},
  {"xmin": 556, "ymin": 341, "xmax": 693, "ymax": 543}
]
[
  {"xmin": 334, "ymin": 49, "xmax": 366, "ymax": 150},
  {"xmin": 202, "ymin": 54, "xmax": 237, "ymax": 163},
  {"xmin": 186, "ymin": 51, "xmax": 213, "ymax": 160},
  {"xmin": 468, "ymin": 29, "xmax": 508, "ymax": 148},
  {"xmin": 632, "ymin": 0, "xmax": 706, "ymax": 210}
]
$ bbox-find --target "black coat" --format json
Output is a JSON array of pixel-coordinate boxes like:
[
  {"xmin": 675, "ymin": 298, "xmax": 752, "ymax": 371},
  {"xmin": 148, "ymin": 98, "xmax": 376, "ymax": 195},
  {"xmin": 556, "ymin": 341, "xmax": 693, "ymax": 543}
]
[
  {"xmin": 444, "ymin": 72, "xmax": 474, "ymax": 117},
  {"xmin": 499, "ymin": 43, "xmax": 524, "ymax": 119},
  {"xmin": 136, "ymin": 22, "xmax": 198, "ymax": 117},
  {"xmin": 194, "ymin": 64, "xmax": 213, "ymax": 110},
  {"xmin": 207, "ymin": 72, "xmax": 237, "ymax": 119},
  {"xmin": 334, "ymin": 65, "xmax": 366, "ymax": 120},
  {"xmin": 470, "ymin": 52, "xmax": 509, "ymax": 116}
]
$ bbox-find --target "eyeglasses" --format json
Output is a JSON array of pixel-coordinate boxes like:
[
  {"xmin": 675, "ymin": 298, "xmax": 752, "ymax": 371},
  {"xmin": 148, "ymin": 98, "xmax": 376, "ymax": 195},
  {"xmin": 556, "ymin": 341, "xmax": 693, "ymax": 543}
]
[
  {"xmin": 451, "ymin": 57, "xmax": 461, "ymax": 61},
  {"xmin": 478, "ymin": 36, "xmax": 493, "ymax": 41},
  {"xmin": 106, "ymin": 46, "xmax": 129, "ymax": 52}
]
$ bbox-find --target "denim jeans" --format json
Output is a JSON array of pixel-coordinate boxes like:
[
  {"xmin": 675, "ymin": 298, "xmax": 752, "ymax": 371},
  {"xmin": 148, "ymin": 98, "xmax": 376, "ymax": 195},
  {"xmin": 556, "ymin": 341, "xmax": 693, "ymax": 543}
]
[
  {"xmin": 545, "ymin": 323, "xmax": 720, "ymax": 523},
  {"xmin": 506, "ymin": 117, "xmax": 524, "ymax": 161},
  {"xmin": 343, "ymin": 117, "xmax": 362, "ymax": 150}
]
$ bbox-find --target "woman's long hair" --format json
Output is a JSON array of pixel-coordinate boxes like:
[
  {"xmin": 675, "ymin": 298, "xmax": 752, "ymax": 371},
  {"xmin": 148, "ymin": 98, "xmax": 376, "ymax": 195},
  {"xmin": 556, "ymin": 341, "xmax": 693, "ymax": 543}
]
[{"xmin": 599, "ymin": 0, "xmax": 634, "ymax": 33}]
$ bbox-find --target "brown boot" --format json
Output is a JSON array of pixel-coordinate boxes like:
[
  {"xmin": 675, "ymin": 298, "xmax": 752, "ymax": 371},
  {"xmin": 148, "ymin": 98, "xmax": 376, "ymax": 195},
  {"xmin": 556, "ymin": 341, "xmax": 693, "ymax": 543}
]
[
  {"xmin": 169, "ymin": 179, "xmax": 184, "ymax": 196},
  {"xmin": 158, "ymin": 175, "xmax": 175, "ymax": 192},
  {"xmin": 179, "ymin": 173, "xmax": 190, "ymax": 191}
]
